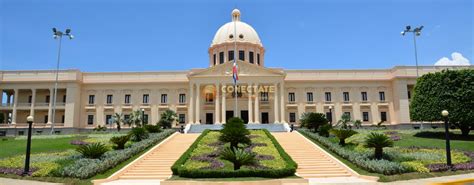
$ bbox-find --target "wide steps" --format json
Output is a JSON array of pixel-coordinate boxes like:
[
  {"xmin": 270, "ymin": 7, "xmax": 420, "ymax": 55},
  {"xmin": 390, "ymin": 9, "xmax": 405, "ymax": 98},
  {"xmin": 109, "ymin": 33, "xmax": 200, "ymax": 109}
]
[{"xmin": 187, "ymin": 123, "xmax": 287, "ymax": 133}]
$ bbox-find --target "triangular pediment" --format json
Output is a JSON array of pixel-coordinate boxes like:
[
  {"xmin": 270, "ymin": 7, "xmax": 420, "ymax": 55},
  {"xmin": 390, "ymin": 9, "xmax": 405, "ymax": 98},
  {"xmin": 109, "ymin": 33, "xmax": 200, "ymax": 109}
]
[{"xmin": 188, "ymin": 61, "xmax": 285, "ymax": 78}]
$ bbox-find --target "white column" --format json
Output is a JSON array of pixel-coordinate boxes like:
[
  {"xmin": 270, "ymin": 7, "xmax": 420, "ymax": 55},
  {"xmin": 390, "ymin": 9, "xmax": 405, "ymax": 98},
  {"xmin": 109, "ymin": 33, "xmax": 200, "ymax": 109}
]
[
  {"xmin": 12, "ymin": 89, "xmax": 18, "ymax": 124},
  {"xmin": 273, "ymin": 83, "xmax": 279, "ymax": 123},
  {"xmin": 254, "ymin": 84, "xmax": 260, "ymax": 123},
  {"xmin": 188, "ymin": 83, "xmax": 194, "ymax": 124},
  {"xmin": 214, "ymin": 83, "xmax": 220, "ymax": 124},
  {"xmin": 221, "ymin": 84, "xmax": 226, "ymax": 123},
  {"xmin": 353, "ymin": 103, "xmax": 361, "ymax": 121},
  {"xmin": 30, "ymin": 89, "xmax": 36, "ymax": 118},
  {"xmin": 280, "ymin": 82, "xmax": 286, "ymax": 123},
  {"xmin": 47, "ymin": 88, "xmax": 53, "ymax": 124},
  {"xmin": 248, "ymin": 84, "xmax": 253, "ymax": 123},
  {"xmin": 370, "ymin": 103, "xmax": 379, "ymax": 124},
  {"xmin": 195, "ymin": 83, "xmax": 201, "ymax": 124}
]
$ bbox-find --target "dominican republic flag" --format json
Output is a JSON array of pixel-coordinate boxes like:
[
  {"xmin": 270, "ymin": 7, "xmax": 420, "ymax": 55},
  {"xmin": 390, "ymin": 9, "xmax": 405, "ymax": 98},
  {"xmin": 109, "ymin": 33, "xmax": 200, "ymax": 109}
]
[{"xmin": 232, "ymin": 62, "xmax": 239, "ymax": 84}]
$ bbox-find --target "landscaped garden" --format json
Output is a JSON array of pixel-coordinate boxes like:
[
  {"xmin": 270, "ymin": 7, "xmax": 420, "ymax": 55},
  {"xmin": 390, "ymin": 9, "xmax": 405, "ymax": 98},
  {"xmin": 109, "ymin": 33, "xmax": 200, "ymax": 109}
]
[{"xmin": 172, "ymin": 118, "xmax": 297, "ymax": 178}]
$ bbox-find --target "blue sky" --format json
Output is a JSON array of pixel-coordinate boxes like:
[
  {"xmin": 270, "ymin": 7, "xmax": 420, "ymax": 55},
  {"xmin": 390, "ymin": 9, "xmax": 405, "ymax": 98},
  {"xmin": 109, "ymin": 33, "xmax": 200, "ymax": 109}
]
[{"xmin": 1, "ymin": 0, "xmax": 472, "ymax": 72}]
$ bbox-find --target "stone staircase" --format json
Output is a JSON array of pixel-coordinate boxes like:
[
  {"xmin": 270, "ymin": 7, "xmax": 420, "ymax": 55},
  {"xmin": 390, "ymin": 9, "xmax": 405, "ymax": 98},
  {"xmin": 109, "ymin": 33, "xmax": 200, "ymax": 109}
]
[
  {"xmin": 94, "ymin": 133, "xmax": 199, "ymax": 184},
  {"xmin": 187, "ymin": 123, "xmax": 287, "ymax": 133},
  {"xmin": 272, "ymin": 132, "xmax": 358, "ymax": 179}
]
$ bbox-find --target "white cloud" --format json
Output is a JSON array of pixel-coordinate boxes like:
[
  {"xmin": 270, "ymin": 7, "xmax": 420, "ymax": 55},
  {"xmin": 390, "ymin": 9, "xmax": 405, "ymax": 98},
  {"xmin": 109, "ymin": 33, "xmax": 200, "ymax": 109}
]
[{"xmin": 434, "ymin": 52, "xmax": 471, "ymax": 66}]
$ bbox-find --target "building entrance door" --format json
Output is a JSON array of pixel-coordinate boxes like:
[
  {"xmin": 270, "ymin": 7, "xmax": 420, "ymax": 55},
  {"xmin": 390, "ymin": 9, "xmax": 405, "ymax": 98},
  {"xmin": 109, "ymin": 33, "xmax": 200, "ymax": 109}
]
[
  {"xmin": 241, "ymin": 110, "xmax": 249, "ymax": 124},
  {"xmin": 205, "ymin": 113, "xmax": 213, "ymax": 124},
  {"xmin": 226, "ymin": 111, "xmax": 234, "ymax": 122},
  {"xmin": 261, "ymin": 112, "xmax": 269, "ymax": 124}
]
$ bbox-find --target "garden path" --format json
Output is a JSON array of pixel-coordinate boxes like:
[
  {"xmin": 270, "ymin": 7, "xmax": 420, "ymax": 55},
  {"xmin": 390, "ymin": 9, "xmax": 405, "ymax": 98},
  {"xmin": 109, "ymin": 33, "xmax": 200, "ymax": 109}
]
[
  {"xmin": 94, "ymin": 133, "xmax": 199, "ymax": 185},
  {"xmin": 272, "ymin": 132, "xmax": 377, "ymax": 182}
]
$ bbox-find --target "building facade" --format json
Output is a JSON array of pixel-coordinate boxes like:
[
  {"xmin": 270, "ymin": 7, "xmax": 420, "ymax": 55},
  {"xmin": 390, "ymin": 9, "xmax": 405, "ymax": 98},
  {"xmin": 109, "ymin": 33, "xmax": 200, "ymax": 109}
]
[{"xmin": 0, "ymin": 9, "xmax": 469, "ymax": 133}]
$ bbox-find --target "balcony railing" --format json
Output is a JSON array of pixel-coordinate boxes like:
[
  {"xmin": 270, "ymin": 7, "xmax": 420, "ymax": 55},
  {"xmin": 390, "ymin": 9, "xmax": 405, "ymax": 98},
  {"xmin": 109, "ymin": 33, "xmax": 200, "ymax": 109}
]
[
  {"xmin": 17, "ymin": 102, "xmax": 32, "ymax": 107},
  {"xmin": 35, "ymin": 102, "xmax": 50, "ymax": 107},
  {"xmin": 1, "ymin": 103, "xmax": 13, "ymax": 107}
]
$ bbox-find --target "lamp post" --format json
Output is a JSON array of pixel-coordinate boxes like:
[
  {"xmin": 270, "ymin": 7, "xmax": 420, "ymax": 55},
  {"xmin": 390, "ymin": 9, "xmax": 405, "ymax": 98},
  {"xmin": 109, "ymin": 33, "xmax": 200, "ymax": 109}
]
[
  {"xmin": 22, "ymin": 115, "xmax": 34, "ymax": 176},
  {"xmin": 402, "ymin": 25, "xmax": 423, "ymax": 129},
  {"xmin": 329, "ymin": 105, "xmax": 333, "ymax": 125},
  {"xmin": 441, "ymin": 110, "xmax": 452, "ymax": 168},
  {"xmin": 141, "ymin": 108, "xmax": 145, "ymax": 126},
  {"xmin": 50, "ymin": 28, "xmax": 74, "ymax": 135}
]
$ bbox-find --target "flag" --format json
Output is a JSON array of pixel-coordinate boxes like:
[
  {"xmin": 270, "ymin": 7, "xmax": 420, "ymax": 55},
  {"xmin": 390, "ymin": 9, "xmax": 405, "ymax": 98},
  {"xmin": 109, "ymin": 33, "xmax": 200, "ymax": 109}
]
[{"xmin": 232, "ymin": 62, "xmax": 238, "ymax": 84}]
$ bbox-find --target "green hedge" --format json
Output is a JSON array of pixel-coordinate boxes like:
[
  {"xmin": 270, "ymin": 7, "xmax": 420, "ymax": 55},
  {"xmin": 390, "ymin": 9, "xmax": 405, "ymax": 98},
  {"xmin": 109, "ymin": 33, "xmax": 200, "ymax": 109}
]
[{"xmin": 171, "ymin": 129, "xmax": 297, "ymax": 178}]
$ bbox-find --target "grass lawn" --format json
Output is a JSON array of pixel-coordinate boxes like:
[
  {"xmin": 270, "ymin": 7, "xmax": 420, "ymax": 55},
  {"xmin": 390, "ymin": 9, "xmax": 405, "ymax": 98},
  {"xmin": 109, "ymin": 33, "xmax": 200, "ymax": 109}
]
[
  {"xmin": 395, "ymin": 130, "xmax": 474, "ymax": 152},
  {"xmin": 0, "ymin": 136, "xmax": 76, "ymax": 159}
]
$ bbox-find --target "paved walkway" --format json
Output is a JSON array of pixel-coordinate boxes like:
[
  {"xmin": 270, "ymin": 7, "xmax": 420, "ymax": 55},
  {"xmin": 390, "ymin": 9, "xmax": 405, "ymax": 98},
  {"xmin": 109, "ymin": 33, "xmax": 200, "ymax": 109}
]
[
  {"xmin": 272, "ymin": 132, "xmax": 376, "ymax": 183},
  {"xmin": 0, "ymin": 177, "xmax": 62, "ymax": 185},
  {"xmin": 94, "ymin": 133, "xmax": 199, "ymax": 185}
]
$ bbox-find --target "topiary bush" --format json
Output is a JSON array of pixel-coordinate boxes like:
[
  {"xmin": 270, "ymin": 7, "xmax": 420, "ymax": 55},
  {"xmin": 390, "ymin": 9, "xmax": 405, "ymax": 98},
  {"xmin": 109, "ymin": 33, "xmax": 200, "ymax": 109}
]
[
  {"xmin": 129, "ymin": 127, "xmax": 149, "ymax": 142},
  {"xmin": 110, "ymin": 135, "xmax": 130, "ymax": 150},
  {"xmin": 144, "ymin": 124, "xmax": 162, "ymax": 133},
  {"xmin": 76, "ymin": 143, "xmax": 109, "ymax": 159},
  {"xmin": 219, "ymin": 117, "xmax": 251, "ymax": 149},
  {"xmin": 364, "ymin": 132, "xmax": 394, "ymax": 160}
]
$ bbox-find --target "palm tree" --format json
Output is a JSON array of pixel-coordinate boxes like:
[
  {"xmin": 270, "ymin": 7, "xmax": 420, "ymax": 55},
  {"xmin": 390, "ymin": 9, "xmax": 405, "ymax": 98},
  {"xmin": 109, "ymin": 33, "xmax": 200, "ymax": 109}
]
[
  {"xmin": 112, "ymin": 113, "xmax": 123, "ymax": 132},
  {"xmin": 330, "ymin": 129, "xmax": 358, "ymax": 146},
  {"xmin": 129, "ymin": 110, "xmax": 143, "ymax": 127},
  {"xmin": 220, "ymin": 146, "xmax": 256, "ymax": 170},
  {"xmin": 335, "ymin": 113, "xmax": 352, "ymax": 129},
  {"xmin": 158, "ymin": 109, "xmax": 177, "ymax": 128},
  {"xmin": 364, "ymin": 132, "xmax": 394, "ymax": 160}
]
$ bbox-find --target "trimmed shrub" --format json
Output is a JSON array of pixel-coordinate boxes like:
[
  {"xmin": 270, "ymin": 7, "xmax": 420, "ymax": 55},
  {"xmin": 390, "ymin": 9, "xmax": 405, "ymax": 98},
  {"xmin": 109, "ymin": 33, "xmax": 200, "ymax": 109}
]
[
  {"xmin": 110, "ymin": 135, "xmax": 130, "ymax": 150},
  {"xmin": 93, "ymin": 125, "xmax": 107, "ymax": 132},
  {"xmin": 219, "ymin": 117, "xmax": 251, "ymax": 149},
  {"xmin": 59, "ymin": 129, "xmax": 175, "ymax": 179},
  {"xmin": 364, "ymin": 132, "xmax": 394, "ymax": 160},
  {"xmin": 129, "ymin": 127, "xmax": 149, "ymax": 142},
  {"xmin": 76, "ymin": 143, "xmax": 109, "ymax": 159},
  {"xmin": 144, "ymin": 124, "xmax": 162, "ymax": 133},
  {"xmin": 318, "ymin": 124, "xmax": 332, "ymax": 137},
  {"xmin": 300, "ymin": 112, "xmax": 329, "ymax": 132}
]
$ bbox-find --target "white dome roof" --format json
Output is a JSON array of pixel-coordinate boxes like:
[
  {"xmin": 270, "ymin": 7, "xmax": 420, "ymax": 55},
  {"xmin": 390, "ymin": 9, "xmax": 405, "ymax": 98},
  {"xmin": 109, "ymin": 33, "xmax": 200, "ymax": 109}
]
[{"xmin": 211, "ymin": 9, "xmax": 262, "ymax": 47}]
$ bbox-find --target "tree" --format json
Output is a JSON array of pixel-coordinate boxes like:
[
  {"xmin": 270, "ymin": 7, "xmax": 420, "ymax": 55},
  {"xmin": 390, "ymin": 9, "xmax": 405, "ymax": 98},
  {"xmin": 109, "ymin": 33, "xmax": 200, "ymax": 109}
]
[
  {"xmin": 330, "ymin": 129, "xmax": 357, "ymax": 146},
  {"xmin": 158, "ymin": 109, "xmax": 177, "ymax": 128},
  {"xmin": 300, "ymin": 112, "xmax": 329, "ymax": 133},
  {"xmin": 364, "ymin": 132, "xmax": 394, "ymax": 160},
  {"xmin": 112, "ymin": 113, "xmax": 123, "ymax": 132},
  {"xmin": 410, "ymin": 69, "xmax": 474, "ymax": 136},
  {"xmin": 220, "ymin": 146, "xmax": 256, "ymax": 170},
  {"xmin": 335, "ymin": 113, "xmax": 352, "ymax": 129},
  {"xmin": 129, "ymin": 110, "xmax": 143, "ymax": 127},
  {"xmin": 219, "ymin": 117, "xmax": 251, "ymax": 149}
]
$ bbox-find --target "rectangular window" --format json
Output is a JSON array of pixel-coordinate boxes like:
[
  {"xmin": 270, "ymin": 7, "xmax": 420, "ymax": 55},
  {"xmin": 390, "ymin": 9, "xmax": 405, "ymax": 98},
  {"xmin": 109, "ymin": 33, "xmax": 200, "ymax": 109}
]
[
  {"xmin": 63, "ymin": 95, "xmax": 66, "ymax": 103},
  {"xmin": 87, "ymin": 115, "xmax": 94, "ymax": 125},
  {"xmin": 28, "ymin": 96, "xmax": 32, "ymax": 103},
  {"xmin": 228, "ymin": 50, "xmax": 234, "ymax": 61},
  {"xmin": 289, "ymin": 113, "xmax": 296, "ymax": 123},
  {"xmin": 344, "ymin": 112, "xmax": 351, "ymax": 118},
  {"xmin": 88, "ymin": 95, "xmax": 95, "ymax": 104},
  {"xmin": 307, "ymin": 92, "xmax": 313, "ymax": 102},
  {"xmin": 257, "ymin": 53, "xmax": 260, "ymax": 65},
  {"xmin": 124, "ymin": 115, "xmax": 130, "ymax": 123},
  {"xmin": 381, "ymin": 112, "xmax": 387, "ymax": 122},
  {"xmin": 143, "ymin": 114, "xmax": 149, "ymax": 124},
  {"xmin": 179, "ymin": 114, "xmax": 185, "ymax": 123},
  {"xmin": 143, "ymin": 94, "xmax": 149, "ymax": 104},
  {"xmin": 161, "ymin": 94, "xmax": 168, "ymax": 104},
  {"xmin": 105, "ymin": 115, "xmax": 112, "ymax": 125},
  {"xmin": 239, "ymin": 50, "xmax": 245, "ymax": 61},
  {"xmin": 407, "ymin": 90, "xmax": 411, "ymax": 99},
  {"xmin": 205, "ymin": 93, "xmax": 214, "ymax": 103},
  {"xmin": 325, "ymin": 92, "xmax": 332, "ymax": 102},
  {"xmin": 379, "ymin": 91, "xmax": 386, "ymax": 101},
  {"xmin": 219, "ymin": 52, "xmax": 224, "ymax": 64},
  {"xmin": 61, "ymin": 115, "xmax": 65, "ymax": 123},
  {"xmin": 106, "ymin": 95, "xmax": 113, "ymax": 104},
  {"xmin": 363, "ymin": 112, "xmax": 369, "ymax": 121},
  {"xmin": 260, "ymin": 92, "xmax": 269, "ymax": 102},
  {"xmin": 326, "ymin": 112, "xmax": 332, "ymax": 123},
  {"xmin": 361, "ymin": 92, "xmax": 368, "ymax": 102},
  {"xmin": 179, "ymin": 94, "xmax": 186, "ymax": 104},
  {"xmin": 249, "ymin": 51, "xmax": 254, "ymax": 63},
  {"xmin": 44, "ymin": 115, "xmax": 48, "ymax": 123},
  {"xmin": 343, "ymin": 92, "xmax": 350, "ymax": 102},
  {"xmin": 288, "ymin": 92, "xmax": 295, "ymax": 103},
  {"xmin": 213, "ymin": 54, "xmax": 216, "ymax": 65},
  {"xmin": 125, "ymin": 94, "xmax": 131, "ymax": 104},
  {"xmin": 46, "ymin": 95, "xmax": 50, "ymax": 103}
]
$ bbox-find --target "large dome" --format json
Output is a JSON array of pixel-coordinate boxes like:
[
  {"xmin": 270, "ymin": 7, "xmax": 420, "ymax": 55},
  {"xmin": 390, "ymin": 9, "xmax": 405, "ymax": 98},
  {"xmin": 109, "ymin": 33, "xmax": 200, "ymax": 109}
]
[{"xmin": 211, "ymin": 9, "xmax": 262, "ymax": 47}]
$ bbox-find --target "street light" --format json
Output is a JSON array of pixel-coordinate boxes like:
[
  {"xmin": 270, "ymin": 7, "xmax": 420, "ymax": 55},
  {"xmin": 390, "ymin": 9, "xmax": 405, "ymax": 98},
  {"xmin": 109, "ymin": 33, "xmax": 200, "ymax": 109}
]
[
  {"xmin": 141, "ymin": 108, "xmax": 145, "ymax": 126},
  {"xmin": 441, "ymin": 110, "xmax": 452, "ymax": 168},
  {"xmin": 329, "ymin": 105, "xmax": 333, "ymax": 123},
  {"xmin": 50, "ymin": 28, "xmax": 74, "ymax": 135},
  {"xmin": 401, "ymin": 25, "xmax": 423, "ymax": 129},
  {"xmin": 22, "ymin": 115, "xmax": 34, "ymax": 176}
]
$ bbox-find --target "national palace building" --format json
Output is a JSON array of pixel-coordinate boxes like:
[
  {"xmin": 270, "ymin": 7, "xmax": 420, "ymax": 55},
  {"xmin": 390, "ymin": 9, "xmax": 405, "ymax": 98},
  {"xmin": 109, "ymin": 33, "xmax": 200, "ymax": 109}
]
[{"xmin": 0, "ymin": 9, "xmax": 468, "ymax": 134}]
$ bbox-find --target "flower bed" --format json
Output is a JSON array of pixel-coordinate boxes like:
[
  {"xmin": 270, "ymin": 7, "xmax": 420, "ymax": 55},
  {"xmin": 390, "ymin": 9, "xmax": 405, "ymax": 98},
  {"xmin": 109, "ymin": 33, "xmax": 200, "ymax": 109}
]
[
  {"xmin": 171, "ymin": 129, "xmax": 297, "ymax": 178},
  {"xmin": 299, "ymin": 129, "xmax": 473, "ymax": 175}
]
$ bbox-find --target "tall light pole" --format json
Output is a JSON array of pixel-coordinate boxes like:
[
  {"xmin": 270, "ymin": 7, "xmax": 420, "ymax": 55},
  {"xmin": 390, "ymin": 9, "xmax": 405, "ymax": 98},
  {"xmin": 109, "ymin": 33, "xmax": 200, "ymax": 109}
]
[
  {"xmin": 401, "ymin": 25, "xmax": 423, "ymax": 129},
  {"xmin": 50, "ymin": 28, "xmax": 74, "ymax": 134},
  {"xmin": 441, "ymin": 110, "xmax": 452, "ymax": 168},
  {"xmin": 22, "ymin": 115, "xmax": 34, "ymax": 176}
]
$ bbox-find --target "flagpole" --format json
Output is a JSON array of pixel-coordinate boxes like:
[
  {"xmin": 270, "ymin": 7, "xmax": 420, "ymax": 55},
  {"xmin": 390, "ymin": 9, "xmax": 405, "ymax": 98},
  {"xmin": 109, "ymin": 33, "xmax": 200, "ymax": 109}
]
[{"xmin": 233, "ymin": 12, "xmax": 238, "ymax": 118}]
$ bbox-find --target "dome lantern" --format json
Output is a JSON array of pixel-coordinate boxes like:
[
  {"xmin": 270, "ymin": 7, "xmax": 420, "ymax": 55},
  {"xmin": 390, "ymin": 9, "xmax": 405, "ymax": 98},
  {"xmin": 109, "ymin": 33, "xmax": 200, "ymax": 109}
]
[{"xmin": 232, "ymin": 9, "xmax": 241, "ymax": 22}]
